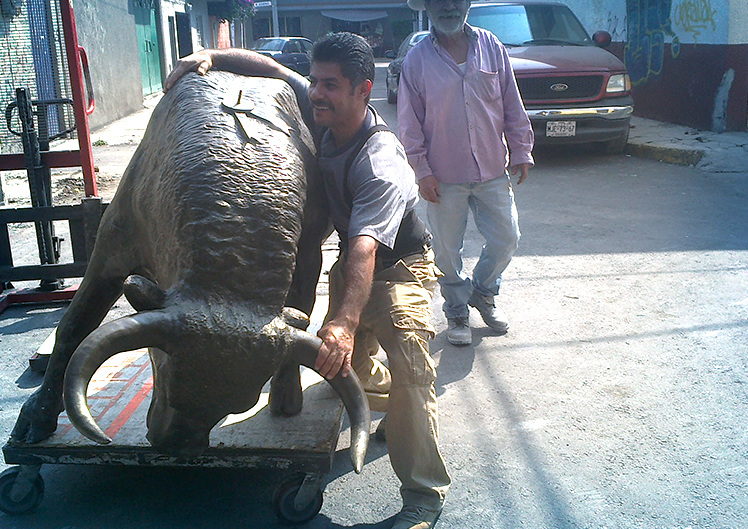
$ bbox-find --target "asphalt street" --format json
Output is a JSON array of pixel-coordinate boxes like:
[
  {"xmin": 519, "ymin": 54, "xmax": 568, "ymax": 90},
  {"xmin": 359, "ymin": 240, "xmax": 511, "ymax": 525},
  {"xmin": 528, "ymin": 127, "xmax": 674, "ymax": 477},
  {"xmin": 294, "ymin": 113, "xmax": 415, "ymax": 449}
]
[{"xmin": 0, "ymin": 66, "xmax": 746, "ymax": 528}]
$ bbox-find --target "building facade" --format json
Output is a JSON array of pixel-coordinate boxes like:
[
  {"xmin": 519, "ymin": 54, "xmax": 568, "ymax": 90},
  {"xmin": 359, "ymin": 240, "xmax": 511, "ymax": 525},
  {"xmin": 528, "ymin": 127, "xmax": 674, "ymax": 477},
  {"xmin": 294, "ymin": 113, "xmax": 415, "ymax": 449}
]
[{"xmin": 3, "ymin": 1, "xmax": 744, "ymax": 139}]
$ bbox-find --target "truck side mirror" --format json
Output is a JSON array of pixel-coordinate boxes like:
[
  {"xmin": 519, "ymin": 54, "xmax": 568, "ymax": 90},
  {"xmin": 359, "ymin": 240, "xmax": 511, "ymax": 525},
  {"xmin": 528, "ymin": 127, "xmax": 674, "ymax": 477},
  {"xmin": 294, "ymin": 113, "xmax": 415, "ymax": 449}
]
[{"xmin": 592, "ymin": 31, "xmax": 612, "ymax": 48}]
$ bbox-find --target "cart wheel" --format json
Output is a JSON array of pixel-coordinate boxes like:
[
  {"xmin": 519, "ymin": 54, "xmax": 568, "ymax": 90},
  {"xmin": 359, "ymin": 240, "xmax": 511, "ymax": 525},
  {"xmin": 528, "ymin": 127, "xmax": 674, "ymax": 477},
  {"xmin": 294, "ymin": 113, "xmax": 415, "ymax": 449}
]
[
  {"xmin": 273, "ymin": 473, "xmax": 323, "ymax": 525},
  {"xmin": 0, "ymin": 467, "xmax": 45, "ymax": 515}
]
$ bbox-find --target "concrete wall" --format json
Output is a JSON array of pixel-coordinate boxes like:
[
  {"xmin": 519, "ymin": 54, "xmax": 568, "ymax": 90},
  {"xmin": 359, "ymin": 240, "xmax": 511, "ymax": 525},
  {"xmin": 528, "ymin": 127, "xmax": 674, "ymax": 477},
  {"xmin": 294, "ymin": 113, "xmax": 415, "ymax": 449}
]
[
  {"xmin": 563, "ymin": 0, "xmax": 748, "ymax": 131},
  {"xmin": 73, "ymin": 0, "xmax": 143, "ymax": 130},
  {"xmin": 158, "ymin": 0, "xmax": 210, "ymax": 76}
]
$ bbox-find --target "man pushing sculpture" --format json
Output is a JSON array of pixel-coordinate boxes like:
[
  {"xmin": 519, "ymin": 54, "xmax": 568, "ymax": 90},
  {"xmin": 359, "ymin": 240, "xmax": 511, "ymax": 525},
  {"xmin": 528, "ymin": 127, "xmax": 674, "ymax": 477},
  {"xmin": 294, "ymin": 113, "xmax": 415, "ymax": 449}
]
[{"xmin": 166, "ymin": 32, "xmax": 449, "ymax": 529}]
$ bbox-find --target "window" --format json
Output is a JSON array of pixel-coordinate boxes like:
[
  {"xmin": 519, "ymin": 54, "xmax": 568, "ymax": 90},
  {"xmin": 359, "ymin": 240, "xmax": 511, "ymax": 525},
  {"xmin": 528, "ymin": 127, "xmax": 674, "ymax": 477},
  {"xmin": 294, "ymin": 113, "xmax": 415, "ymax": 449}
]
[{"xmin": 252, "ymin": 16, "xmax": 301, "ymax": 38}]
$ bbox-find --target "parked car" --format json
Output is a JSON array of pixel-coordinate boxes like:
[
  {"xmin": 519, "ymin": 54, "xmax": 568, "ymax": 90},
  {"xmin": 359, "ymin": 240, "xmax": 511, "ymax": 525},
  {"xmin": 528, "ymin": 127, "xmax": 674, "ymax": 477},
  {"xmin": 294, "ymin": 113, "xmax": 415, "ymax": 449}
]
[
  {"xmin": 471, "ymin": 1, "xmax": 633, "ymax": 153},
  {"xmin": 251, "ymin": 37, "xmax": 313, "ymax": 76},
  {"xmin": 385, "ymin": 30, "xmax": 429, "ymax": 104}
]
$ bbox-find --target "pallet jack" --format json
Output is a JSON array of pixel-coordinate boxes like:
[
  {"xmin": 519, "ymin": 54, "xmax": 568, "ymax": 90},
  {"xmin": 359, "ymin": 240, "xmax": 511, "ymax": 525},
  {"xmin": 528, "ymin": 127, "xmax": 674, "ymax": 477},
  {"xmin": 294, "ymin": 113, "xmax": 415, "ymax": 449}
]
[{"xmin": 0, "ymin": 0, "xmax": 102, "ymax": 322}]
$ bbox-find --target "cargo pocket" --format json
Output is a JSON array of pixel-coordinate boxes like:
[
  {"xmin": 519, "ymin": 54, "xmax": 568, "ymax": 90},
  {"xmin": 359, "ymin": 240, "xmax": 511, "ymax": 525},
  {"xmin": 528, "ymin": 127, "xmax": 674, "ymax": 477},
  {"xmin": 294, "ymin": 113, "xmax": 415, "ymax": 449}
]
[{"xmin": 389, "ymin": 308, "xmax": 437, "ymax": 386}]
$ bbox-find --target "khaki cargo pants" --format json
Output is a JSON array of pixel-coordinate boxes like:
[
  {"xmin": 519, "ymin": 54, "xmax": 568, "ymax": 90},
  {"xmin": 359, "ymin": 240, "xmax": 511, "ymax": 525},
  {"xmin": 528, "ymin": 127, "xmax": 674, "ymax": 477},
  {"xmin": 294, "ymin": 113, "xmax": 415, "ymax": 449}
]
[{"xmin": 326, "ymin": 248, "xmax": 451, "ymax": 510}]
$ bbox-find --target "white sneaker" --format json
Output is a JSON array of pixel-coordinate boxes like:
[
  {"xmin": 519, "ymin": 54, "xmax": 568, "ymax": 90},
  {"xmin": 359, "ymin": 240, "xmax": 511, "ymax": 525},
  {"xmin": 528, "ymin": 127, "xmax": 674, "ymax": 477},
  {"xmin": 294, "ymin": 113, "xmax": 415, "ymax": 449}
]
[{"xmin": 446, "ymin": 317, "xmax": 471, "ymax": 346}]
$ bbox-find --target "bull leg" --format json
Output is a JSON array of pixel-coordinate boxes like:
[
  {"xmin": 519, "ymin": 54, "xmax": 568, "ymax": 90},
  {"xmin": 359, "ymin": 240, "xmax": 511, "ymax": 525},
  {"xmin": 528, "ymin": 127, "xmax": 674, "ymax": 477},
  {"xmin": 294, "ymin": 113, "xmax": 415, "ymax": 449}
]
[
  {"xmin": 269, "ymin": 360, "xmax": 303, "ymax": 416},
  {"xmin": 269, "ymin": 308, "xmax": 312, "ymax": 416},
  {"xmin": 10, "ymin": 272, "xmax": 126, "ymax": 443}
]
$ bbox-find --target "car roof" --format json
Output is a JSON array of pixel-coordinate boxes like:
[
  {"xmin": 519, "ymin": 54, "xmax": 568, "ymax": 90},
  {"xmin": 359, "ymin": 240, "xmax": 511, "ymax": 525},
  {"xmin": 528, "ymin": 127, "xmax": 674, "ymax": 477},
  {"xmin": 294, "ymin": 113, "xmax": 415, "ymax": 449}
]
[
  {"xmin": 256, "ymin": 36, "xmax": 311, "ymax": 42},
  {"xmin": 471, "ymin": 1, "xmax": 569, "ymax": 6}
]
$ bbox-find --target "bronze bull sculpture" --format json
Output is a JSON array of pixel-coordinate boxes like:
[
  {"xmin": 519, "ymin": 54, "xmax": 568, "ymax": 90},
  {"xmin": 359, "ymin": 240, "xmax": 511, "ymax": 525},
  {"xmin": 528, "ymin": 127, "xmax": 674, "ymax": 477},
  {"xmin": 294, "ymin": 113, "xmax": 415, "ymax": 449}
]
[{"xmin": 10, "ymin": 71, "xmax": 369, "ymax": 472}]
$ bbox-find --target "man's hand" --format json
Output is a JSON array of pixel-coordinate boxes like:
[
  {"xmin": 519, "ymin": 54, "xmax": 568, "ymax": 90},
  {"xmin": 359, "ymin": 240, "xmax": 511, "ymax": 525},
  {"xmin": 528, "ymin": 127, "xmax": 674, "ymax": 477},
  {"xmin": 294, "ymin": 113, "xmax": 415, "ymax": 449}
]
[
  {"xmin": 316, "ymin": 321, "xmax": 355, "ymax": 380},
  {"xmin": 418, "ymin": 175, "xmax": 441, "ymax": 203},
  {"xmin": 510, "ymin": 163, "xmax": 532, "ymax": 185},
  {"xmin": 164, "ymin": 50, "xmax": 214, "ymax": 92},
  {"xmin": 314, "ymin": 236, "xmax": 376, "ymax": 380}
]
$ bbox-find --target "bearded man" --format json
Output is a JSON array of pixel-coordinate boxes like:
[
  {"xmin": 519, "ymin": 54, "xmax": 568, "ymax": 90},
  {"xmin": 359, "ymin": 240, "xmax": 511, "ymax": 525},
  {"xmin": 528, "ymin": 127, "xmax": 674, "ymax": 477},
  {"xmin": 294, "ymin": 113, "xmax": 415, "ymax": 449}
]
[{"xmin": 399, "ymin": 0, "xmax": 534, "ymax": 346}]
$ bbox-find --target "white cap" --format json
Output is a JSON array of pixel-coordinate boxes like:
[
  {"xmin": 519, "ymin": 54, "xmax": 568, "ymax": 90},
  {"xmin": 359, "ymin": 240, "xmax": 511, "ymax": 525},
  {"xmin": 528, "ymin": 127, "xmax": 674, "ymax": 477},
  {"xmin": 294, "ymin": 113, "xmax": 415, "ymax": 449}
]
[{"xmin": 408, "ymin": 0, "xmax": 426, "ymax": 10}]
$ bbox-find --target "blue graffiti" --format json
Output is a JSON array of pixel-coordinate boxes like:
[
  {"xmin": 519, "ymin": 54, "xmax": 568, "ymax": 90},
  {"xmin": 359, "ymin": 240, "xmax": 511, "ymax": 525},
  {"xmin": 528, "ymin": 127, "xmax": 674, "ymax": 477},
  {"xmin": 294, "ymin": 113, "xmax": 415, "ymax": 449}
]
[{"xmin": 625, "ymin": 0, "xmax": 680, "ymax": 86}]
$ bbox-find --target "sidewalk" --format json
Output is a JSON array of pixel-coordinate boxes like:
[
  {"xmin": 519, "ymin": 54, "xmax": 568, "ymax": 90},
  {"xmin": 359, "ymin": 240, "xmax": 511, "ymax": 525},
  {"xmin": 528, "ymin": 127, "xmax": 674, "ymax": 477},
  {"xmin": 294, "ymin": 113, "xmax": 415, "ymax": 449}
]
[{"xmin": 627, "ymin": 116, "xmax": 748, "ymax": 172}]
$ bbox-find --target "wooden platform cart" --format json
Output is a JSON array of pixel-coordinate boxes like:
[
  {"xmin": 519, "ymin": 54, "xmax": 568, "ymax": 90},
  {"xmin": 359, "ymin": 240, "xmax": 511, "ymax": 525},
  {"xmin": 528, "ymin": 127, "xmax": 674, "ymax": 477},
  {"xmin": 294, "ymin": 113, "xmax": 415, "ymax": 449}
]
[{"xmin": 1, "ymin": 350, "xmax": 346, "ymax": 525}]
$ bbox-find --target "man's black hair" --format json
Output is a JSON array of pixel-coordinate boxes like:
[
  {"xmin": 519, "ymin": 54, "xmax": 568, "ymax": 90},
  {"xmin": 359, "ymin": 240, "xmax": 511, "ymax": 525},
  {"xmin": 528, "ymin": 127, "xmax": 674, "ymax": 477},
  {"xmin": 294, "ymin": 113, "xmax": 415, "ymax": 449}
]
[{"xmin": 312, "ymin": 32, "xmax": 375, "ymax": 89}]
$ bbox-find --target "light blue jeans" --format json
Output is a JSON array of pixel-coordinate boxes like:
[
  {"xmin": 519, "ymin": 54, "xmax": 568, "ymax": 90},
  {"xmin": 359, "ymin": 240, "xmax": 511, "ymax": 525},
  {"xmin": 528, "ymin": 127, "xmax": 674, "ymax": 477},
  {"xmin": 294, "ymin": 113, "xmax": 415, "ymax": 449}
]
[{"xmin": 427, "ymin": 174, "xmax": 520, "ymax": 319}]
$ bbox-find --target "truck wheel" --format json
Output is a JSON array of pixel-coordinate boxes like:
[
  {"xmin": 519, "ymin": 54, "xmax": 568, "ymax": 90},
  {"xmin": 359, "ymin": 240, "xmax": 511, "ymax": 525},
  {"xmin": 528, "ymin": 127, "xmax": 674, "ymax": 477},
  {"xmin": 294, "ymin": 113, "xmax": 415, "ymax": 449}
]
[
  {"xmin": 273, "ymin": 473, "xmax": 323, "ymax": 525},
  {"xmin": 0, "ymin": 467, "xmax": 45, "ymax": 515},
  {"xmin": 602, "ymin": 128, "xmax": 630, "ymax": 154}
]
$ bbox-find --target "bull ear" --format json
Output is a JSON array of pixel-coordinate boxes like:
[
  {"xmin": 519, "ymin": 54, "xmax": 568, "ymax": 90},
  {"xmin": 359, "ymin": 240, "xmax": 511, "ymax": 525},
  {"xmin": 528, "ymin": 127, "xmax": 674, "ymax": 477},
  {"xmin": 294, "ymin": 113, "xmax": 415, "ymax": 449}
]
[
  {"xmin": 282, "ymin": 307, "xmax": 310, "ymax": 330},
  {"xmin": 63, "ymin": 311, "xmax": 177, "ymax": 444},
  {"xmin": 287, "ymin": 327, "xmax": 370, "ymax": 474},
  {"xmin": 123, "ymin": 275, "xmax": 167, "ymax": 311}
]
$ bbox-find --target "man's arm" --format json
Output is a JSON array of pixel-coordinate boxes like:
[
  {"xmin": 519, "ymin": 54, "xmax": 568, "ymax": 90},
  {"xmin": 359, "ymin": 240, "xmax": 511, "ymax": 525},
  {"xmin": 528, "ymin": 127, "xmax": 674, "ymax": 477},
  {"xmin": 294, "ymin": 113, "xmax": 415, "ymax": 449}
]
[
  {"xmin": 164, "ymin": 48, "xmax": 294, "ymax": 92},
  {"xmin": 496, "ymin": 41, "xmax": 534, "ymax": 180},
  {"xmin": 315, "ymin": 235, "xmax": 377, "ymax": 379},
  {"xmin": 398, "ymin": 59, "xmax": 443, "ymax": 202}
]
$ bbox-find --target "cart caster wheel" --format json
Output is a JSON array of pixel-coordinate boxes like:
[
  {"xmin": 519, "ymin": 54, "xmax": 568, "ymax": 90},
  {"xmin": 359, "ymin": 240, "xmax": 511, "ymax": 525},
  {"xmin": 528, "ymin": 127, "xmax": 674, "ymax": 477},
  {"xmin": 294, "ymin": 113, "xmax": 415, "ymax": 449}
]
[
  {"xmin": 0, "ymin": 467, "xmax": 45, "ymax": 515},
  {"xmin": 273, "ymin": 473, "xmax": 323, "ymax": 525}
]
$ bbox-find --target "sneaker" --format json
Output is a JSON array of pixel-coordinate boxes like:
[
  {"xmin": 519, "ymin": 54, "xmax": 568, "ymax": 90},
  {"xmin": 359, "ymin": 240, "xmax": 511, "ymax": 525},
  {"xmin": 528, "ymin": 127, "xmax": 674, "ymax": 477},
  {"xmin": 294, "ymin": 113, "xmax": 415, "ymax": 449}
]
[
  {"xmin": 446, "ymin": 317, "xmax": 471, "ymax": 346},
  {"xmin": 468, "ymin": 291, "xmax": 509, "ymax": 333},
  {"xmin": 391, "ymin": 505, "xmax": 442, "ymax": 529}
]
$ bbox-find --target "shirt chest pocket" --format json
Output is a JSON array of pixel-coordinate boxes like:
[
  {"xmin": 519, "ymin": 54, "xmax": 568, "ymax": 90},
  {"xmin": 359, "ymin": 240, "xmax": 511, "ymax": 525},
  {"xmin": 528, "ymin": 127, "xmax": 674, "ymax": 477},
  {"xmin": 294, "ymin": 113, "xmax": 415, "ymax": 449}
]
[{"xmin": 476, "ymin": 69, "xmax": 501, "ymax": 101}]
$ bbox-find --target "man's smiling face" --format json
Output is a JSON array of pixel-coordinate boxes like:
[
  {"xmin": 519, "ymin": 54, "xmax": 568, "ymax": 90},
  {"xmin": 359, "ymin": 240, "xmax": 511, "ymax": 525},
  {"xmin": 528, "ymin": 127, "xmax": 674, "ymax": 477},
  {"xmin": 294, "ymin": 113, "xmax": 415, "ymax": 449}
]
[{"xmin": 308, "ymin": 61, "xmax": 368, "ymax": 131}]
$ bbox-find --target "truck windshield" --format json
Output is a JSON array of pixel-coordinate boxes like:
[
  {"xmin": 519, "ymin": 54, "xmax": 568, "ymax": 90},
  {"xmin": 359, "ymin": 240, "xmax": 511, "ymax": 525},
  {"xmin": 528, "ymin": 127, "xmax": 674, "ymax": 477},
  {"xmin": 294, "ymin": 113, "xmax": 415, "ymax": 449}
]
[{"xmin": 467, "ymin": 4, "xmax": 591, "ymax": 47}]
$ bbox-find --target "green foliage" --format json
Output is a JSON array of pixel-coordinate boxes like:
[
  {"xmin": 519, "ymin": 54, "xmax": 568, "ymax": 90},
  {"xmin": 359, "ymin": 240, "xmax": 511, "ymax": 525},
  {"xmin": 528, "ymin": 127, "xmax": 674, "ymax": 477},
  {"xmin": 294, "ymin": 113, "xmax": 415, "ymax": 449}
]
[{"xmin": 208, "ymin": 0, "xmax": 255, "ymax": 22}]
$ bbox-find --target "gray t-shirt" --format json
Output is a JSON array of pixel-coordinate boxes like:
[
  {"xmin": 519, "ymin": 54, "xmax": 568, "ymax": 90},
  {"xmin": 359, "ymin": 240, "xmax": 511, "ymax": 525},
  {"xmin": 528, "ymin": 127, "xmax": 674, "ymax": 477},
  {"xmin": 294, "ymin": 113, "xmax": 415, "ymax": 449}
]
[{"xmin": 286, "ymin": 73, "xmax": 420, "ymax": 250}]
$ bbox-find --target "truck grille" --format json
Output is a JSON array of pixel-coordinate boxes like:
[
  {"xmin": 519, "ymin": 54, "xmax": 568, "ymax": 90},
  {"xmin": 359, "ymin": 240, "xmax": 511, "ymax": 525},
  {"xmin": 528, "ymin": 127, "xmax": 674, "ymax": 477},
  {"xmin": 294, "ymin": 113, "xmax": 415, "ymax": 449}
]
[{"xmin": 517, "ymin": 75, "xmax": 605, "ymax": 102}]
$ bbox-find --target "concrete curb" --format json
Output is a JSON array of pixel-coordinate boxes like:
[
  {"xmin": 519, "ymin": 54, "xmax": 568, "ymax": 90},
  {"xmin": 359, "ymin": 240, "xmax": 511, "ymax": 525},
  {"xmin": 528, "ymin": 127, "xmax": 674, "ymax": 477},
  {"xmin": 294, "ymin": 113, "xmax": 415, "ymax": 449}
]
[{"xmin": 625, "ymin": 142, "xmax": 705, "ymax": 166}]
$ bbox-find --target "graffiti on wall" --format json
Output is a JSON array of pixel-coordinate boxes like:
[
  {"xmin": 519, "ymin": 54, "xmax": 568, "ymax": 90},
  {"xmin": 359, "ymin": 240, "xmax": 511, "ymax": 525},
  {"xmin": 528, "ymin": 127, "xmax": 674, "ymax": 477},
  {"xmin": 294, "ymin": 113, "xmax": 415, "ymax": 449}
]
[
  {"xmin": 673, "ymin": 0, "xmax": 717, "ymax": 42},
  {"xmin": 579, "ymin": 0, "xmax": 626, "ymax": 41},
  {"xmin": 605, "ymin": 12, "xmax": 626, "ymax": 41},
  {"xmin": 625, "ymin": 0, "xmax": 681, "ymax": 86}
]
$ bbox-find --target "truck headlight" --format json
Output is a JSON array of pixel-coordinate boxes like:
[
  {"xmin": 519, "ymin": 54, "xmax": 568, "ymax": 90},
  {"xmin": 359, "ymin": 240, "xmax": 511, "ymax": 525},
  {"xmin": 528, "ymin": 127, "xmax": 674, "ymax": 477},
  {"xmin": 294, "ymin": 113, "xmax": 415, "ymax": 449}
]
[{"xmin": 606, "ymin": 73, "xmax": 631, "ymax": 93}]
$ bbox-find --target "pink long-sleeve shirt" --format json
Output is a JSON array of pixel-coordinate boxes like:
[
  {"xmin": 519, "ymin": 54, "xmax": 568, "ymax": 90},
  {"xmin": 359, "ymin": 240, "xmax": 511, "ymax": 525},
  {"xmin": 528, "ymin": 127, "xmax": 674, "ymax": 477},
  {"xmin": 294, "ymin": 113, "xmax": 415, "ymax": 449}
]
[{"xmin": 398, "ymin": 25, "xmax": 534, "ymax": 184}]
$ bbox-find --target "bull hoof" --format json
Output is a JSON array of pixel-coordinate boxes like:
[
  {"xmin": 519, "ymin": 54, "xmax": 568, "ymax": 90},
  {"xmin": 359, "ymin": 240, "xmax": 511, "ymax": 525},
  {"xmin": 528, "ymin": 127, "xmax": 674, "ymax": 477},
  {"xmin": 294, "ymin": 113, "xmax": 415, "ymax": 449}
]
[
  {"xmin": 10, "ymin": 391, "xmax": 62, "ymax": 444},
  {"xmin": 269, "ymin": 364, "xmax": 303, "ymax": 416}
]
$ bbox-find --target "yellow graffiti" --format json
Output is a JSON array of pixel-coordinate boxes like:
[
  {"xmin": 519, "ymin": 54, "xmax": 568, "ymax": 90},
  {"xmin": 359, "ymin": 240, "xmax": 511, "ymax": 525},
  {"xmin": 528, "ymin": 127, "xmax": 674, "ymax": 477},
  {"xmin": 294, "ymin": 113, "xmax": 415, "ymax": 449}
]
[{"xmin": 673, "ymin": 0, "xmax": 717, "ymax": 42}]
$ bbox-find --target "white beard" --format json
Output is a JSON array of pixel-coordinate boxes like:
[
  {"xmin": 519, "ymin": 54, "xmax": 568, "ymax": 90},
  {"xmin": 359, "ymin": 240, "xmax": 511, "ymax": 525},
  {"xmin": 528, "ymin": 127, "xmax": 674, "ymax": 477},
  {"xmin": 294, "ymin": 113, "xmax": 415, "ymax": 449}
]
[{"xmin": 429, "ymin": 8, "xmax": 469, "ymax": 37}]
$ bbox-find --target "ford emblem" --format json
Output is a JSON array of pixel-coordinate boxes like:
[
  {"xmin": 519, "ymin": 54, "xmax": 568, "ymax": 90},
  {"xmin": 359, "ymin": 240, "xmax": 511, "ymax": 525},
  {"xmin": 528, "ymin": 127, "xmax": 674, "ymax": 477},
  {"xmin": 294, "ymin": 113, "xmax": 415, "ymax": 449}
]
[{"xmin": 550, "ymin": 83, "xmax": 569, "ymax": 92}]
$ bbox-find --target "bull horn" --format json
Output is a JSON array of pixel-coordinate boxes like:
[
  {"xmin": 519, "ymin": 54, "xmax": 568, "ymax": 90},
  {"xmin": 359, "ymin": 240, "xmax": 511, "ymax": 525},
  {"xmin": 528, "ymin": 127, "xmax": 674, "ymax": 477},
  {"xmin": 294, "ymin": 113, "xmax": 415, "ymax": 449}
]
[
  {"xmin": 287, "ymin": 327, "xmax": 370, "ymax": 474},
  {"xmin": 63, "ymin": 311, "xmax": 177, "ymax": 445}
]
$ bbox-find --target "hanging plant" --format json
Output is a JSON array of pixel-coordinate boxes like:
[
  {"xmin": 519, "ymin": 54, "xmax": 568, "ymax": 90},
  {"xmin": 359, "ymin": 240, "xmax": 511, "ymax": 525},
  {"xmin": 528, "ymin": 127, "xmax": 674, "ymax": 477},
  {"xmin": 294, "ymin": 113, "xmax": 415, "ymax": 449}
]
[{"xmin": 208, "ymin": 0, "xmax": 255, "ymax": 22}]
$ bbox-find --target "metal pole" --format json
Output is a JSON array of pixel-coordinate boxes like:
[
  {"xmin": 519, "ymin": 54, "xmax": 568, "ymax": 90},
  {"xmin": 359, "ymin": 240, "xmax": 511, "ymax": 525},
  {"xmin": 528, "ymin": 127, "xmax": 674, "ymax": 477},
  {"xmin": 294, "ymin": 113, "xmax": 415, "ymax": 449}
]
[
  {"xmin": 272, "ymin": 0, "xmax": 279, "ymax": 37},
  {"xmin": 59, "ymin": 0, "xmax": 98, "ymax": 198}
]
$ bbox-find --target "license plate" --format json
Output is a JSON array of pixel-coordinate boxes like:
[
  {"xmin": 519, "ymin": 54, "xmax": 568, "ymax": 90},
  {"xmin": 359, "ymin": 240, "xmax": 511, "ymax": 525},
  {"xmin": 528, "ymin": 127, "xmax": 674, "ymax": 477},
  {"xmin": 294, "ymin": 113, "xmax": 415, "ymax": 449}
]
[{"xmin": 546, "ymin": 121, "xmax": 576, "ymax": 137}]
